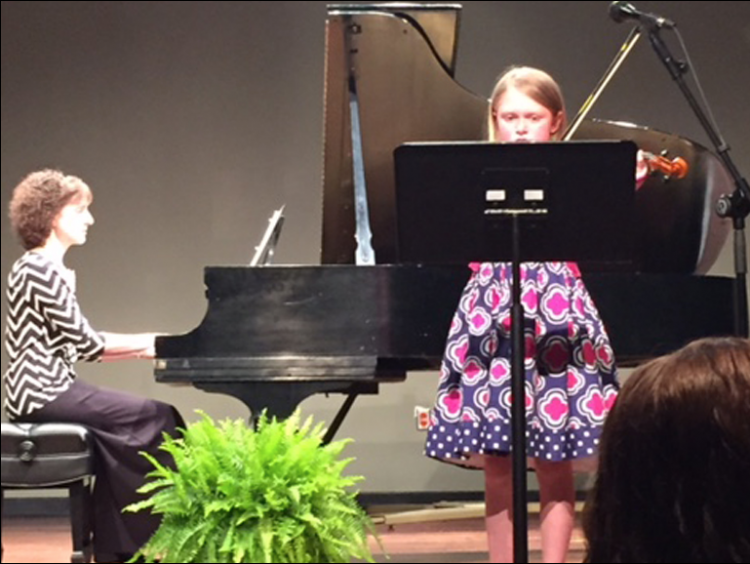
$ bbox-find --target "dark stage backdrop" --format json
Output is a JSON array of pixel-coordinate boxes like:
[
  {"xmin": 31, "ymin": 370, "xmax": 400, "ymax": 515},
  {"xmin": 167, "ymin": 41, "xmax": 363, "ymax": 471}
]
[{"xmin": 2, "ymin": 1, "xmax": 748, "ymax": 493}]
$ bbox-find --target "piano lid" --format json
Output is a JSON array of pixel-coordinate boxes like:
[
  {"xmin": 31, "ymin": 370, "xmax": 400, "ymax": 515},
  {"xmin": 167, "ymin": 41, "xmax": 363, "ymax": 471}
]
[
  {"xmin": 327, "ymin": 3, "xmax": 464, "ymax": 75},
  {"xmin": 320, "ymin": 4, "xmax": 488, "ymax": 265},
  {"xmin": 572, "ymin": 119, "xmax": 732, "ymax": 274},
  {"xmin": 320, "ymin": 4, "xmax": 733, "ymax": 274}
]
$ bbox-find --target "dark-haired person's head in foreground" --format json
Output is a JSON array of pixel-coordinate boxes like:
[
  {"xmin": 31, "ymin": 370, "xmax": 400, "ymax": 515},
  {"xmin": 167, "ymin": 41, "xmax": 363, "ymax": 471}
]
[{"xmin": 584, "ymin": 337, "xmax": 750, "ymax": 563}]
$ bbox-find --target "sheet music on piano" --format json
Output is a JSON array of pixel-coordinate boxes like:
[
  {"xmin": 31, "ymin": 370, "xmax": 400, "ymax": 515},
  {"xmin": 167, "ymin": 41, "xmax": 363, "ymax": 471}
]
[{"xmin": 250, "ymin": 206, "xmax": 285, "ymax": 266}]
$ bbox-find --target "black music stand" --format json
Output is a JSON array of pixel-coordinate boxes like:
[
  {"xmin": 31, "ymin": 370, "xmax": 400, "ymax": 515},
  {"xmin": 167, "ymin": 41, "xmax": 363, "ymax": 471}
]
[{"xmin": 394, "ymin": 140, "xmax": 637, "ymax": 564}]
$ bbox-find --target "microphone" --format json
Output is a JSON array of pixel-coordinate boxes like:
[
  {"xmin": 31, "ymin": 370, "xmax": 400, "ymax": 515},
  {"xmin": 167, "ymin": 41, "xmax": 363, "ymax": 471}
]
[{"xmin": 609, "ymin": 1, "xmax": 675, "ymax": 30}]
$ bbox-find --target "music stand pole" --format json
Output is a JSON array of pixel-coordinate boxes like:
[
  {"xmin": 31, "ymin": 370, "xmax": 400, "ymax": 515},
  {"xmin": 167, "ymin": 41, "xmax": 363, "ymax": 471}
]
[{"xmin": 510, "ymin": 213, "xmax": 529, "ymax": 563}]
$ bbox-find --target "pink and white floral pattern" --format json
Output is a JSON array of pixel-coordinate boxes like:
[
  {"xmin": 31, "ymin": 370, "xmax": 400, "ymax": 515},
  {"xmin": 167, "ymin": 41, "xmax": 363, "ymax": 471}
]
[{"xmin": 425, "ymin": 262, "xmax": 619, "ymax": 463}]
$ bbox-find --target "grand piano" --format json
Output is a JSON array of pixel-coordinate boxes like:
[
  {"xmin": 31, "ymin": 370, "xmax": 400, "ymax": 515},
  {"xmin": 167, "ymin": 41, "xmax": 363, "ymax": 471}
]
[{"xmin": 155, "ymin": 4, "xmax": 740, "ymax": 433}]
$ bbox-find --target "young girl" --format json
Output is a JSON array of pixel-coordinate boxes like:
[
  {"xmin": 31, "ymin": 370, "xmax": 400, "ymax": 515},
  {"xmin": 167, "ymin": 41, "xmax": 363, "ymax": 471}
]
[
  {"xmin": 424, "ymin": 67, "xmax": 621, "ymax": 563},
  {"xmin": 4, "ymin": 169, "xmax": 184, "ymax": 563}
]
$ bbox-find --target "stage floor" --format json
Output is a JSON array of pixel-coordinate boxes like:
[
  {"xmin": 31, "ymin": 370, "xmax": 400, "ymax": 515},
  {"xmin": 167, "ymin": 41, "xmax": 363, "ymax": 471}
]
[{"xmin": 2, "ymin": 504, "xmax": 587, "ymax": 563}]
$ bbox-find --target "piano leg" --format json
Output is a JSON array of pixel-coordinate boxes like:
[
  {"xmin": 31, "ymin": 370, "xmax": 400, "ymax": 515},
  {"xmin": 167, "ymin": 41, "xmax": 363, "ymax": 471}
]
[{"xmin": 322, "ymin": 392, "xmax": 361, "ymax": 445}]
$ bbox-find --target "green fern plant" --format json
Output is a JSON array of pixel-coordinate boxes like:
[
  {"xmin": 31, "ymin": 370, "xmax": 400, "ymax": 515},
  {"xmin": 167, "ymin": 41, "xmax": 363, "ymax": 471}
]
[{"xmin": 125, "ymin": 410, "xmax": 379, "ymax": 563}]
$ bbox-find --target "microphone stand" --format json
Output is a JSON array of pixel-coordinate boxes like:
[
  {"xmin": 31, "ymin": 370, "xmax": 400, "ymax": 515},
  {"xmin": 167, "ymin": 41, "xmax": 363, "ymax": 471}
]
[{"xmin": 644, "ymin": 23, "xmax": 749, "ymax": 337}]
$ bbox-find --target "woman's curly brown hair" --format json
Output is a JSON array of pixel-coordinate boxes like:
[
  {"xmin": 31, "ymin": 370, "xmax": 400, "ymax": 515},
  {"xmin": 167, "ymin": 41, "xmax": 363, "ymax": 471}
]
[{"xmin": 8, "ymin": 169, "xmax": 90, "ymax": 250}]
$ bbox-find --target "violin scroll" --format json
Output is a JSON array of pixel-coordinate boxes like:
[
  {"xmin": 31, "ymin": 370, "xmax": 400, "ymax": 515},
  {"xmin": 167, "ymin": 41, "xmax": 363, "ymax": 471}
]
[{"xmin": 642, "ymin": 151, "xmax": 689, "ymax": 180}]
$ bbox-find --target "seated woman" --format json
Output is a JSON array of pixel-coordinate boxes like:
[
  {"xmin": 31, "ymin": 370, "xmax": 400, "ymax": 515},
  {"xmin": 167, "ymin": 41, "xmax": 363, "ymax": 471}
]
[{"xmin": 4, "ymin": 169, "xmax": 185, "ymax": 563}]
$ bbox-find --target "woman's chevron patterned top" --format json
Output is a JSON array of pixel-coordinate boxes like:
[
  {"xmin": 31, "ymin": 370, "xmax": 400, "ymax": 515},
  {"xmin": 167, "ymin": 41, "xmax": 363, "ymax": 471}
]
[{"xmin": 4, "ymin": 252, "xmax": 104, "ymax": 419}]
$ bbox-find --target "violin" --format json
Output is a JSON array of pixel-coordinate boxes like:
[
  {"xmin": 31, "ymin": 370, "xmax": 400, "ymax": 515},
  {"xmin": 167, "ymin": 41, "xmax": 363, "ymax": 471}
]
[{"xmin": 641, "ymin": 151, "xmax": 689, "ymax": 180}]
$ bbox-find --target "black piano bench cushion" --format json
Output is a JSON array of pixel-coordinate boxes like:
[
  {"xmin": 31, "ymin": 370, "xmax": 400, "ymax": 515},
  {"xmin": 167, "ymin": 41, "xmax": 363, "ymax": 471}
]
[{"xmin": 1, "ymin": 422, "xmax": 95, "ymax": 488}]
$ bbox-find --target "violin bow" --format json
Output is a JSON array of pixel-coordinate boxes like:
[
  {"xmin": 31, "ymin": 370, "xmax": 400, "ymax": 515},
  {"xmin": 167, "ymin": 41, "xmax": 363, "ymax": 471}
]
[{"xmin": 564, "ymin": 26, "xmax": 642, "ymax": 140}]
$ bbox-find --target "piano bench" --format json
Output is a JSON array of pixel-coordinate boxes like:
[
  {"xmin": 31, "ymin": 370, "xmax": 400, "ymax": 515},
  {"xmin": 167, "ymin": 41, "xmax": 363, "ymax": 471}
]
[{"xmin": 1, "ymin": 422, "xmax": 96, "ymax": 564}]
